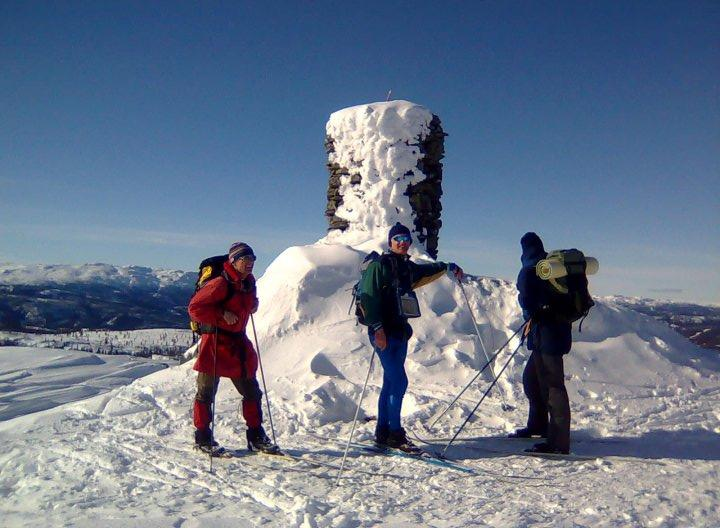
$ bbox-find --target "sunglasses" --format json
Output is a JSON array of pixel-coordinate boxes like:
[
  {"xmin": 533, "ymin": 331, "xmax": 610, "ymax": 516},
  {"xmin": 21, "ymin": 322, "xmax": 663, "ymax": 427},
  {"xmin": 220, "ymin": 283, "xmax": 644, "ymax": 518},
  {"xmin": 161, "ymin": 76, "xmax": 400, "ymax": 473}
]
[
  {"xmin": 234, "ymin": 255, "xmax": 256, "ymax": 263},
  {"xmin": 392, "ymin": 235, "xmax": 412, "ymax": 244}
]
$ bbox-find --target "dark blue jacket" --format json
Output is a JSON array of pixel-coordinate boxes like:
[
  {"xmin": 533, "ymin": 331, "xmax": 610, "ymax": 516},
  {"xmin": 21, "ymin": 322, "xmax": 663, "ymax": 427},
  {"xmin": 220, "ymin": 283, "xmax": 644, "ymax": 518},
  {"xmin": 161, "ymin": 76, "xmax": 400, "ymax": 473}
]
[{"xmin": 516, "ymin": 233, "xmax": 571, "ymax": 356}]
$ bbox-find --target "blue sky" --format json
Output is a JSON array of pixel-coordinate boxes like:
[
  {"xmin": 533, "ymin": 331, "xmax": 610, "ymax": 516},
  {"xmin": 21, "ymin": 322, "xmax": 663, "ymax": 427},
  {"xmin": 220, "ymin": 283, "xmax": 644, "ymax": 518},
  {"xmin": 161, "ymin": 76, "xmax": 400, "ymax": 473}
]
[{"xmin": 1, "ymin": 1, "xmax": 718, "ymax": 303}]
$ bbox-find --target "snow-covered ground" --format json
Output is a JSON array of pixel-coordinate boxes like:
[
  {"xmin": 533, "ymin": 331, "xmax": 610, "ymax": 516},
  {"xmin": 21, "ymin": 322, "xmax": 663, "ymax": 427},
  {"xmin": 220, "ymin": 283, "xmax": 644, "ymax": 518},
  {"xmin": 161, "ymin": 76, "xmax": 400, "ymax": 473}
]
[
  {"xmin": 0, "ymin": 347, "xmax": 169, "ymax": 422},
  {"xmin": 2, "ymin": 241, "xmax": 719, "ymax": 527},
  {"xmin": 0, "ymin": 329, "xmax": 193, "ymax": 358}
]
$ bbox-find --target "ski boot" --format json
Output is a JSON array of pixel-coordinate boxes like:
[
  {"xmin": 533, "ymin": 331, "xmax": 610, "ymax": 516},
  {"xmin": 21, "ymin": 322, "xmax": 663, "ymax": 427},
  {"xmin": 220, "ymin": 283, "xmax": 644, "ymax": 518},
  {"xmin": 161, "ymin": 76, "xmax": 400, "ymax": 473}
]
[
  {"xmin": 194, "ymin": 428, "xmax": 221, "ymax": 455},
  {"xmin": 508, "ymin": 427, "xmax": 547, "ymax": 439},
  {"xmin": 247, "ymin": 426, "xmax": 280, "ymax": 455},
  {"xmin": 385, "ymin": 428, "xmax": 423, "ymax": 455},
  {"xmin": 524, "ymin": 442, "xmax": 569, "ymax": 455}
]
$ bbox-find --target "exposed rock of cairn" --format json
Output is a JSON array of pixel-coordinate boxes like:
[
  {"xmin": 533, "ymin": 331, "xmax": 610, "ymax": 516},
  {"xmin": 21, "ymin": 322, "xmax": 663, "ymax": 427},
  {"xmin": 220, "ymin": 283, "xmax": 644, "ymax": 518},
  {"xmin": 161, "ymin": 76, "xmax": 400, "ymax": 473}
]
[{"xmin": 323, "ymin": 100, "xmax": 446, "ymax": 259}]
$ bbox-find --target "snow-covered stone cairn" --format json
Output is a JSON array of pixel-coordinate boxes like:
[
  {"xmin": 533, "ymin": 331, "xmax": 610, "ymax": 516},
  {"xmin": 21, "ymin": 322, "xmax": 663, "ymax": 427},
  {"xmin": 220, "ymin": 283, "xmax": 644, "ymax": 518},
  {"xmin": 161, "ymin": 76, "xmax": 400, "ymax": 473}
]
[{"xmin": 323, "ymin": 100, "xmax": 446, "ymax": 258}]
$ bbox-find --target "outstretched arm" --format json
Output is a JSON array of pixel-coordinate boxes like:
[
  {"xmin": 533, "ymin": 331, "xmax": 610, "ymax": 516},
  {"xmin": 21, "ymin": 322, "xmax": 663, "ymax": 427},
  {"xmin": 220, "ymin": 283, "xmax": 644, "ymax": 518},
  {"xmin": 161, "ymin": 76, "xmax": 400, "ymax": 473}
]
[{"xmin": 411, "ymin": 261, "xmax": 463, "ymax": 289}]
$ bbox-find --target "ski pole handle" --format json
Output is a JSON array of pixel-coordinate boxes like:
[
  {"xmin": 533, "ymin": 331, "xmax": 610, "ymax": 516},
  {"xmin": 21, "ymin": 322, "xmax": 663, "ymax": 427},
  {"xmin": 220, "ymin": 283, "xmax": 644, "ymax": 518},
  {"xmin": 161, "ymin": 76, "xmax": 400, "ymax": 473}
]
[{"xmin": 522, "ymin": 319, "xmax": 532, "ymax": 343}]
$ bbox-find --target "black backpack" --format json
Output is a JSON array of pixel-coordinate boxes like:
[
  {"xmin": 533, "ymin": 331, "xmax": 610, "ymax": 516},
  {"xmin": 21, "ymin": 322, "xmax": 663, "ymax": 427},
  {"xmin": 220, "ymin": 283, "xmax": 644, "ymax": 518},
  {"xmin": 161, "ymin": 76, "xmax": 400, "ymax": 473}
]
[
  {"xmin": 349, "ymin": 251, "xmax": 382, "ymax": 326},
  {"xmin": 189, "ymin": 254, "xmax": 234, "ymax": 334},
  {"xmin": 349, "ymin": 252, "xmax": 419, "ymax": 325},
  {"xmin": 540, "ymin": 249, "xmax": 595, "ymax": 328}
]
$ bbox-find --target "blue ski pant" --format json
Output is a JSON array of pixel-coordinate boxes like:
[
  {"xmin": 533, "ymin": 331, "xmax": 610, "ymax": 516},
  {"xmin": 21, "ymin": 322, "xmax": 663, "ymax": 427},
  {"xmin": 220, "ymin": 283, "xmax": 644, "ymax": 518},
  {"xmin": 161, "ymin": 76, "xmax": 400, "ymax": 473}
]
[{"xmin": 369, "ymin": 333, "xmax": 409, "ymax": 432}]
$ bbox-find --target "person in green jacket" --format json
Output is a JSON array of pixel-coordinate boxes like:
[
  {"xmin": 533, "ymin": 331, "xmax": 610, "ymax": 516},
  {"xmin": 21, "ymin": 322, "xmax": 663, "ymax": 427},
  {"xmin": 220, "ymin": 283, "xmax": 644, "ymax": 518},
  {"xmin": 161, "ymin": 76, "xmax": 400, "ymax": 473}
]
[{"xmin": 359, "ymin": 222, "xmax": 463, "ymax": 453}]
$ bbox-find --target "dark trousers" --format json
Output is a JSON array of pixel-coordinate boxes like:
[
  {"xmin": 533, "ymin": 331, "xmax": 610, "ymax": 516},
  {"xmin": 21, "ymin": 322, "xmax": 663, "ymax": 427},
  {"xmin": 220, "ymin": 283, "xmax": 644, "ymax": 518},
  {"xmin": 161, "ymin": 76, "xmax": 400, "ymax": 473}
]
[
  {"xmin": 522, "ymin": 350, "xmax": 571, "ymax": 452},
  {"xmin": 193, "ymin": 372, "xmax": 263, "ymax": 432}
]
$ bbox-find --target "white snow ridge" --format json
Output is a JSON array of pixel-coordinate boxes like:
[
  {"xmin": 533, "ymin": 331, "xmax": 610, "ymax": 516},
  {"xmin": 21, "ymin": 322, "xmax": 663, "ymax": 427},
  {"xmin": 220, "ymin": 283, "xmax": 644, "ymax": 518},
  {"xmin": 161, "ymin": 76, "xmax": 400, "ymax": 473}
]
[{"xmin": 2, "ymin": 101, "xmax": 720, "ymax": 527}]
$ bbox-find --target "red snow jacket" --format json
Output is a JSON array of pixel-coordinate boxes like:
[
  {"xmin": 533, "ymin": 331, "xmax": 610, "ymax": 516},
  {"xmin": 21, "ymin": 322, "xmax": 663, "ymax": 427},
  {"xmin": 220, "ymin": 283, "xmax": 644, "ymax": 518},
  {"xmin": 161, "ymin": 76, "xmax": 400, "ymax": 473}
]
[{"xmin": 188, "ymin": 260, "xmax": 259, "ymax": 378}]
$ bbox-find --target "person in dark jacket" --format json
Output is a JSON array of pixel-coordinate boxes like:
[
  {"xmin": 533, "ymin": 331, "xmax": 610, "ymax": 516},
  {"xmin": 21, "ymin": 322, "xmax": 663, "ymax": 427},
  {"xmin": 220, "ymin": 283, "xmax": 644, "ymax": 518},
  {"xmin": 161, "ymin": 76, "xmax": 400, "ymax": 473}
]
[
  {"xmin": 188, "ymin": 242, "xmax": 278, "ymax": 454},
  {"xmin": 512, "ymin": 232, "xmax": 572, "ymax": 454},
  {"xmin": 359, "ymin": 222, "xmax": 463, "ymax": 453}
]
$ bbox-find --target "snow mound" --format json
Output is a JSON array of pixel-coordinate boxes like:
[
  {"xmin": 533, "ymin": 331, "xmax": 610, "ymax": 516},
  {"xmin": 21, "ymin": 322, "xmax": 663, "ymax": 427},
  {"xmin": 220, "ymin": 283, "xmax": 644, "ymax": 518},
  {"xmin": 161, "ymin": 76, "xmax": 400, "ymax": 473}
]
[
  {"xmin": 251, "ymin": 244, "xmax": 720, "ymax": 429},
  {"xmin": 254, "ymin": 244, "xmax": 363, "ymax": 338}
]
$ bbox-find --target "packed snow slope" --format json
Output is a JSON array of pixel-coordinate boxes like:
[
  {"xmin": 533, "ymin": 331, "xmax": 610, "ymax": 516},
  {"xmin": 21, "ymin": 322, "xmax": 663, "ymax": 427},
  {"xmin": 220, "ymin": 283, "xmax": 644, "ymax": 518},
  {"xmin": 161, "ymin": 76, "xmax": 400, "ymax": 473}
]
[
  {"xmin": 0, "ymin": 347, "xmax": 169, "ymax": 421},
  {"xmin": 2, "ymin": 240, "xmax": 720, "ymax": 527}
]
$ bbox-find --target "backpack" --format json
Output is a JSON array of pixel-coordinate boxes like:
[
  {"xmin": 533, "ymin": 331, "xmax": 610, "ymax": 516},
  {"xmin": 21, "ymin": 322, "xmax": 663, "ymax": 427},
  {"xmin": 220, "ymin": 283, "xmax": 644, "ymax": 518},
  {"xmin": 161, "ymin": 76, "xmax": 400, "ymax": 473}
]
[
  {"xmin": 189, "ymin": 254, "xmax": 234, "ymax": 334},
  {"xmin": 536, "ymin": 249, "xmax": 595, "ymax": 328},
  {"xmin": 349, "ymin": 251, "xmax": 382, "ymax": 326}
]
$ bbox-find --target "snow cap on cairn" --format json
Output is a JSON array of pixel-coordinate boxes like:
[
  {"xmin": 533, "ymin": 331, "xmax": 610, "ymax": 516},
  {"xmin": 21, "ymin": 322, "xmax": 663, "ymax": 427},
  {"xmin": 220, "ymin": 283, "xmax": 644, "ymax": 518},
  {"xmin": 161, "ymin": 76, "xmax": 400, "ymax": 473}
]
[
  {"xmin": 322, "ymin": 100, "xmax": 445, "ymax": 259},
  {"xmin": 388, "ymin": 222, "xmax": 412, "ymax": 246},
  {"xmin": 228, "ymin": 242, "xmax": 255, "ymax": 263}
]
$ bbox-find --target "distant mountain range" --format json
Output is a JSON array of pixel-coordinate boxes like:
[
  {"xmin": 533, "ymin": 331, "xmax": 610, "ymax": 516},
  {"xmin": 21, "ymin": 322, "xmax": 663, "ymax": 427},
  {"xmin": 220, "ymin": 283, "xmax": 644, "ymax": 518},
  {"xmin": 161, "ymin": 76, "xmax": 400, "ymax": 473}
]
[
  {"xmin": 0, "ymin": 263, "xmax": 195, "ymax": 332},
  {"xmin": 607, "ymin": 296, "xmax": 720, "ymax": 352},
  {"xmin": 0, "ymin": 263, "xmax": 717, "ymax": 352}
]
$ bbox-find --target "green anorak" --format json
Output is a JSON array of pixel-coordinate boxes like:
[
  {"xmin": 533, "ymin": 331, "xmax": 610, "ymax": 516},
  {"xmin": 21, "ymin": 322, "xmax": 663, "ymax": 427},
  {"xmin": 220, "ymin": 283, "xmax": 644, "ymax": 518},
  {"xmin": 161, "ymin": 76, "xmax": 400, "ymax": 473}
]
[{"xmin": 359, "ymin": 251, "xmax": 448, "ymax": 339}]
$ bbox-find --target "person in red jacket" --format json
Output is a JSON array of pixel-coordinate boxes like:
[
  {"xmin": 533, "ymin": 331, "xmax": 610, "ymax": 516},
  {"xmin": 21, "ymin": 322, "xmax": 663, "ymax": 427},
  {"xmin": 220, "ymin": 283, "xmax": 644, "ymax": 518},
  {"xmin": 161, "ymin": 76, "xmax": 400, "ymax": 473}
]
[{"xmin": 188, "ymin": 242, "xmax": 278, "ymax": 454}]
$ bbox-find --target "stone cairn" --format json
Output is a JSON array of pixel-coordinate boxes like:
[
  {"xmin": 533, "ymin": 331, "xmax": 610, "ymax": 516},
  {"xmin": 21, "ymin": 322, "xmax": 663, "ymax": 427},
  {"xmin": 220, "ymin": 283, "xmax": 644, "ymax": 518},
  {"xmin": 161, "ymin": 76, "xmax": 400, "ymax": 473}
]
[{"xmin": 324, "ymin": 114, "xmax": 446, "ymax": 259}]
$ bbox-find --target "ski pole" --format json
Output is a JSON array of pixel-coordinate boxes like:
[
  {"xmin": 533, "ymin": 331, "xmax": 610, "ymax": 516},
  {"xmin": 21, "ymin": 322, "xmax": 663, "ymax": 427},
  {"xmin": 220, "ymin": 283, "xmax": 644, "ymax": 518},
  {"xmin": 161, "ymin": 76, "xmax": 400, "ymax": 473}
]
[
  {"xmin": 440, "ymin": 321, "xmax": 531, "ymax": 457},
  {"xmin": 250, "ymin": 314, "xmax": 277, "ymax": 446},
  {"xmin": 457, "ymin": 277, "xmax": 514, "ymax": 410},
  {"xmin": 441, "ymin": 341, "xmax": 523, "ymax": 457},
  {"xmin": 429, "ymin": 322, "xmax": 524, "ymax": 429},
  {"xmin": 457, "ymin": 278, "xmax": 495, "ymax": 378},
  {"xmin": 209, "ymin": 328, "xmax": 218, "ymax": 473},
  {"xmin": 336, "ymin": 347, "xmax": 376, "ymax": 485}
]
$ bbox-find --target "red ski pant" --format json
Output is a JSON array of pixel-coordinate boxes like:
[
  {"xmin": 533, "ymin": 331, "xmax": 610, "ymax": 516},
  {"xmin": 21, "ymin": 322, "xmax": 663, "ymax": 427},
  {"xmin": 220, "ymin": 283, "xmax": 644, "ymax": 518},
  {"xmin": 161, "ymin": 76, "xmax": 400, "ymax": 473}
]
[{"xmin": 193, "ymin": 372, "xmax": 263, "ymax": 431}]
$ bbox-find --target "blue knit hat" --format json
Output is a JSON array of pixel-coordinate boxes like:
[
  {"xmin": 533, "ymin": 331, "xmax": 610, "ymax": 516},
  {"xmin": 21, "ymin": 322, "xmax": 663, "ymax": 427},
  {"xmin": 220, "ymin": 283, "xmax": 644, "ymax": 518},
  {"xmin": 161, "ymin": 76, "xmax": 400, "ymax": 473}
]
[
  {"xmin": 520, "ymin": 232, "xmax": 544, "ymax": 254},
  {"xmin": 228, "ymin": 242, "xmax": 255, "ymax": 263},
  {"xmin": 520, "ymin": 232, "xmax": 546, "ymax": 266},
  {"xmin": 388, "ymin": 222, "xmax": 412, "ymax": 246}
]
